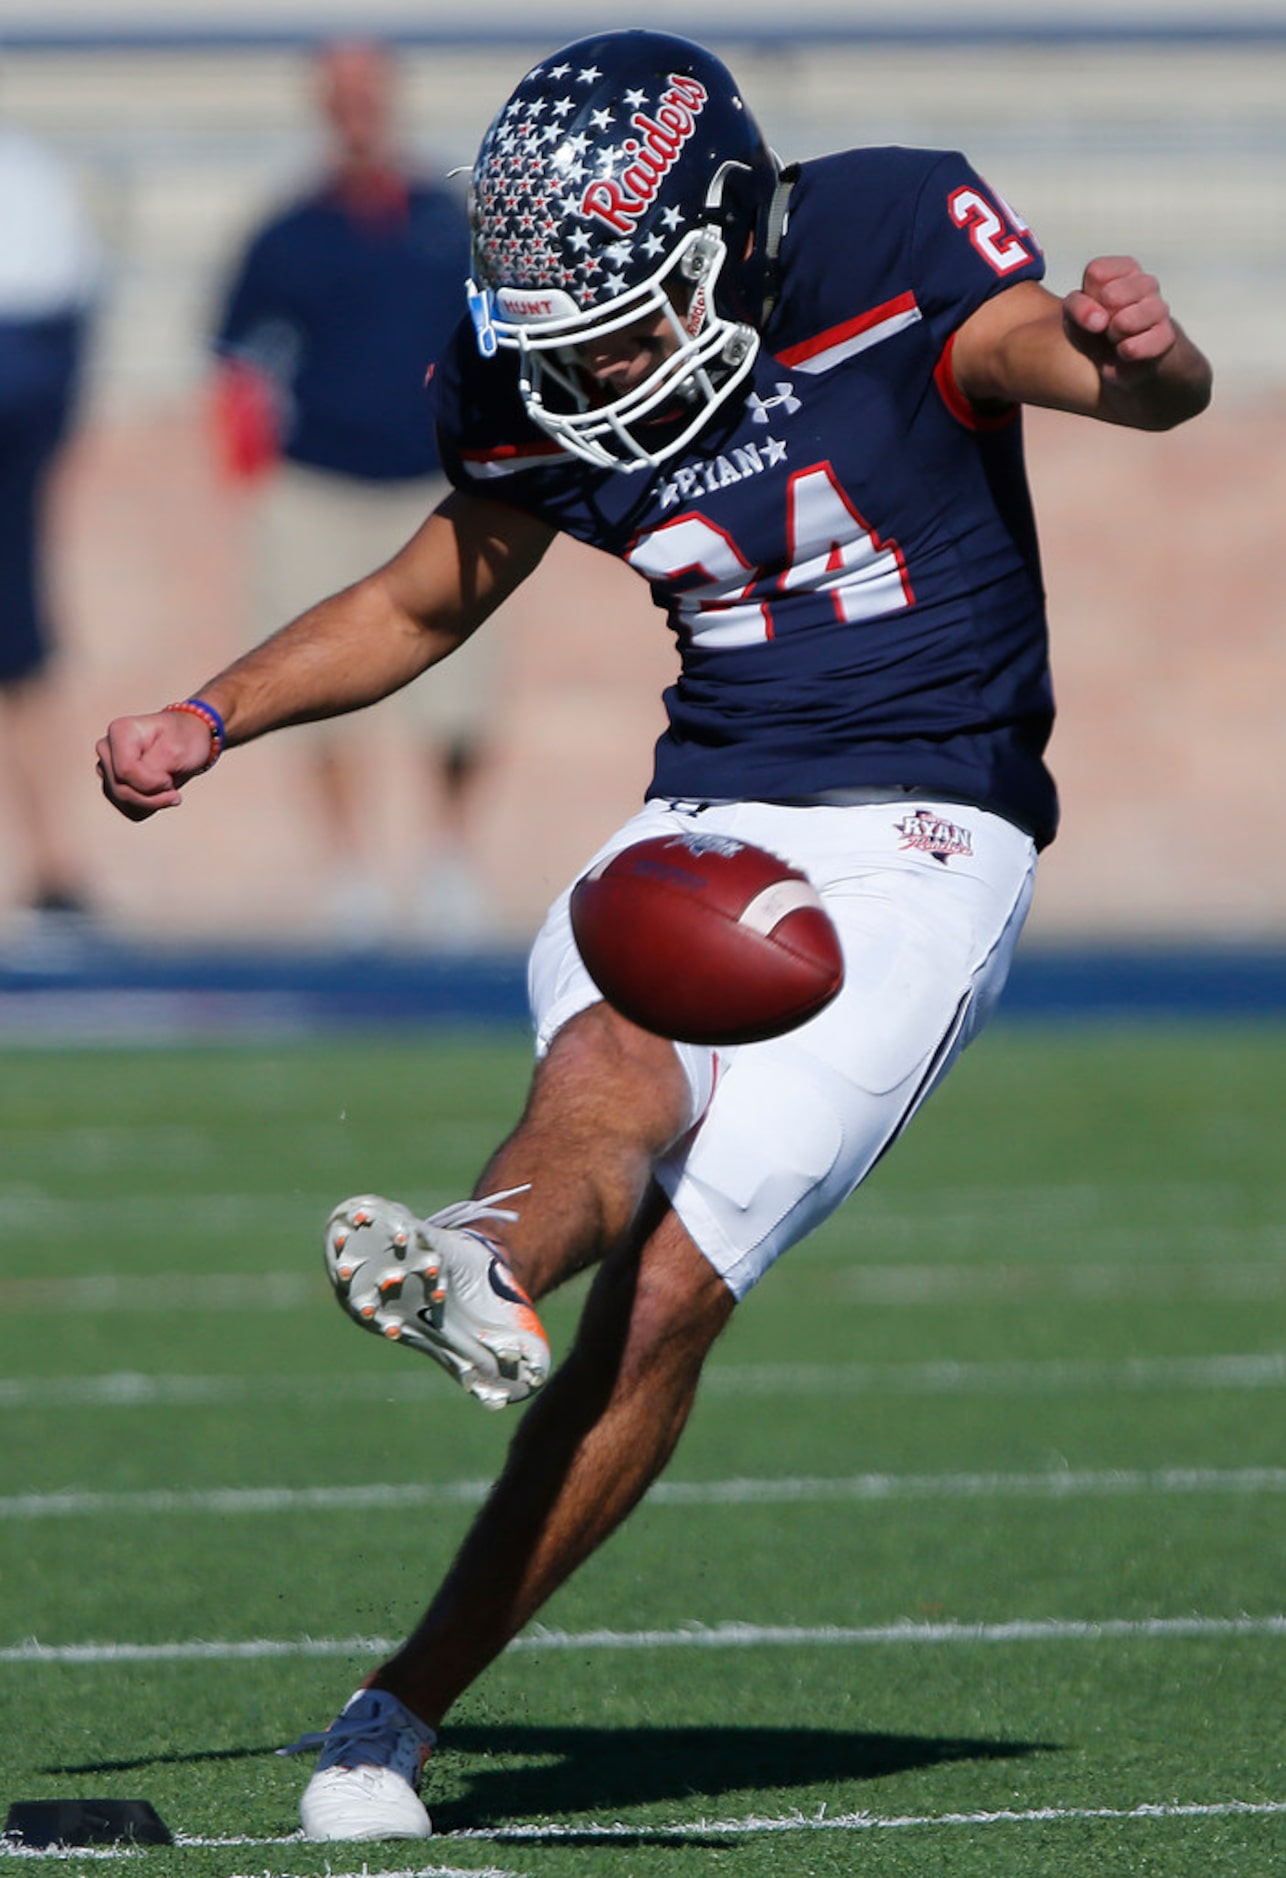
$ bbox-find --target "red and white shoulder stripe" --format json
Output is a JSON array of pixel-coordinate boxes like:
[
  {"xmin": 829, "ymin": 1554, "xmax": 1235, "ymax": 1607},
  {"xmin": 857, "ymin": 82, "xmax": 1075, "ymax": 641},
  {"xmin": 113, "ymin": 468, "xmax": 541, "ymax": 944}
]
[
  {"xmin": 458, "ymin": 439, "xmax": 564, "ymax": 481},
  {"xmin": 773, "ymin": 292, "xmax": 921, "ymax": 375}
]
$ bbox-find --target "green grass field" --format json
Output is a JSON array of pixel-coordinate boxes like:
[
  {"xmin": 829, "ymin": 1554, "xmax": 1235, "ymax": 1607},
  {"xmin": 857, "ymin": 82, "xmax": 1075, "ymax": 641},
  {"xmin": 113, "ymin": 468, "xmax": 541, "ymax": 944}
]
[{"xmin": 1, "ymin": 1023, "xmax": 1283, "ymax": 1878}]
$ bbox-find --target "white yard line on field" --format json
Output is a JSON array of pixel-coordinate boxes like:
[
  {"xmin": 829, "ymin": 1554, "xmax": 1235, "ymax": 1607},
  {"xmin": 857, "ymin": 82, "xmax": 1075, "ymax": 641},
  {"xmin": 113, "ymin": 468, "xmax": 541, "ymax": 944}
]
[
  {"xmin": 4, "ymin": 1614, "xmax": 1285, "ymax": 1667},
  {"xmin": 0, "ymin": 1271, "xmax": 315, "ymax": 1314},
  {"xmin": 842, "ymin": 1256, "xmax": 1286, "ymax": 1300},
  {"xmin": 0, "ymin": 1481, "xmax": 490, "ymax": 1519},
  {"xmin": 453, "ymin": 1797, "xmax": 1286, "ymax": 1840},
  {"xmin": 4, "ymin": 1349, "xmax": 1285, "ymax": 1412},
  {"xmin": 215, "ymin": 1862, "xmax": 521, "ymax": 1878},
  {"xmin": 22, "ymin": 1797, "xmax": 1278, "ymax": 1861},
  {"xmin": 3, "ymin": 1254, "xmax": 1286, "ymax": 1315},
  {"xmin": 649, "ymin": 1466, "xmax": 1286, "ymax": 1503},
  {"xmin": 702, "ymin": 1352, "xmax": 1286, "ymax": 1394},
  {"xmin": 0, "ymin": 1844, "xmax": 522, "ymax": 1878},
  {"xmin": 0, "ymin": 1847, "xmax": 126, "ymax": 1863},
  {"xmin": 3, "ymin": 1467, "xmax": 1285, "ymax": 1523}
]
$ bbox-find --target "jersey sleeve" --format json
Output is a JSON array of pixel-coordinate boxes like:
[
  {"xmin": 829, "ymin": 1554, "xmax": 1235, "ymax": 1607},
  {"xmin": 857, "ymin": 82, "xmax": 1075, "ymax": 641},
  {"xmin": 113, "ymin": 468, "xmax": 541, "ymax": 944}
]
[
  {"xmin": 430, "ymin": 317, "xmax": 575, "ymax": 510},
  {"xmin": 908, "ymin": 151, "xmax": 1046, "ymax": 352}
]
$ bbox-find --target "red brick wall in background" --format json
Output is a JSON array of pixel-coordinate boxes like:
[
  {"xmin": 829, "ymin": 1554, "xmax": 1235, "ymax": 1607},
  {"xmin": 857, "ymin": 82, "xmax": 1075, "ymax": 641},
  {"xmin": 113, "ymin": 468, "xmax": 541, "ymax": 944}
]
[{"xmin": 27, "ymin": 393, "xmax": 1283, "ymax": 947}]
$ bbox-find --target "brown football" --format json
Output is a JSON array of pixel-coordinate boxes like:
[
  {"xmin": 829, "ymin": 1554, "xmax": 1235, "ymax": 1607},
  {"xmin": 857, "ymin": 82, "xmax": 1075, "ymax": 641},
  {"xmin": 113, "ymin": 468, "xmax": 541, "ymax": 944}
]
[{"xmin": 569, "ymin": 834, "xmax": 844, "ymax": 1046}]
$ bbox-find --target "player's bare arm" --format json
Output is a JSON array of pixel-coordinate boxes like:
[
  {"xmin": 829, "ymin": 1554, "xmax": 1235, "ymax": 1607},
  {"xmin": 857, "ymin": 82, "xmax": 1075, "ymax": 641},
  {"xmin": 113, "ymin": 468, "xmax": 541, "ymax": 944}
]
[
  {"xmin": 951, "ymin": 255, "xmax": 1212, "ymax": 431},
  {"xmin": 96, "ymin": 491, "xmax": 554, "ymax": 821}
]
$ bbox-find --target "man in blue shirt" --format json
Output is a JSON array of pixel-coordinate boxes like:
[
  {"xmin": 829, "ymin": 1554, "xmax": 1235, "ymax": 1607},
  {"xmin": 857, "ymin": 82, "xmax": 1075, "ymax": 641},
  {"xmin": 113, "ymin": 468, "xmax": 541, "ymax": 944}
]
[
  {"xmin": 213, "ymin": 40, "xmax": 493, "ymax": 943},
  {"xmin": 100, "ymin": 30, "xmax": 1211, "ymax": 1841}
]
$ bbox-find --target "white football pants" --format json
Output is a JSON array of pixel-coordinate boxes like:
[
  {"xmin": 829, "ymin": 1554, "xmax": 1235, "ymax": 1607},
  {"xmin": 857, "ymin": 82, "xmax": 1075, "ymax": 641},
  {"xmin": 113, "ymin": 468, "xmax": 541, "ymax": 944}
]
[{"xmin": 528, "ymin": 796, "xmax": 1036, "ymax": 1297}]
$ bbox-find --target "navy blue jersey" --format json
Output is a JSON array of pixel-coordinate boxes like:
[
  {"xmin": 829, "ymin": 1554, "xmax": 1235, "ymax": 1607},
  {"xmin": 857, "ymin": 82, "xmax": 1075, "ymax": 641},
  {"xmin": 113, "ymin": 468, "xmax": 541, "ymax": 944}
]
[
  {"xmin": 434, "ymin": 147, "xmax": 1060, "ymax": 847},
  {"xmin": 216, "ymin": 178, "xmax": 469, "ymax": 482}
]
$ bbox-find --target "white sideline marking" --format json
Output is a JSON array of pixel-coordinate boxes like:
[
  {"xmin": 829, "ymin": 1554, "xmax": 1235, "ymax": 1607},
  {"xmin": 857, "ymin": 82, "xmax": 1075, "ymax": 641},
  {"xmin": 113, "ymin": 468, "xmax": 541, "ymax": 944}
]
[
  {"xmin": 704, "ymin": 1352, "xmax": 1286, "ymax": 1395},
  {"xmin": 205, "ymin": 1857, "xmax": 521, "ymax": 1878},
  {"xmin": 516, "ymin": 1616, "xmax": 1286, "ymax": 1649},
  {"xmin": 4, "ymin": 1466, "xmax": 1285, "ymax": 1523},
  {"xmin": 0, "ymin": 1481, "xmax": 490, "ymax": 1519},
  {"xmin": 4, "ymin": 1349, "xmax": 1284, "ymax": 1412},
  {"xmin": 3, "ymin": 1254, "xmax": 1286, "ymax": 1316},
  {"xmin": 650, "ymin": 1466, "xmax": 1286, "ymax": 1504},
  {"xmin": 33, "ymin": 1798, "xmax": 1282, "ymax": 1858},
  {"xmin": 0, "ymin": 1848, "xmax": 125, "ymax": 1863},
  {"xmin": 0, "ymin": 1270, "xmax": 315, "ymax": 1315},
  {"xmin": 229, "ymin": 1868, "xmax": 522, "ymax": 1878},
  {"xmin": 4, "ymin": 1615, "xmax": 1285, "ymax": 1666},
  {"xmin": 843, "ymin": 1256, "xmax": 1286, "ymax": 1301},
  {"xmin": 454, "ymin": 1798, "xmax": 1286, "ymax": 1840},
  {"xmin": 454, "ymin": 1798, "xmax": 1286, "ymax": 1842},
  {"xmin": 0, "ymin": 1843, "xmax": 522, "ymax": 1878}
]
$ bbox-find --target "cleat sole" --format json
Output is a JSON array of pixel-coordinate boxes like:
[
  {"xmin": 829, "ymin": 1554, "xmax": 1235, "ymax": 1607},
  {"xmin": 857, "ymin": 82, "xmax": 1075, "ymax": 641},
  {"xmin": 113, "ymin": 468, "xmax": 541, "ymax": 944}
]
[{"xmin": 323, "ymin": 1194, "xmax": 550, "ymax": 1409}]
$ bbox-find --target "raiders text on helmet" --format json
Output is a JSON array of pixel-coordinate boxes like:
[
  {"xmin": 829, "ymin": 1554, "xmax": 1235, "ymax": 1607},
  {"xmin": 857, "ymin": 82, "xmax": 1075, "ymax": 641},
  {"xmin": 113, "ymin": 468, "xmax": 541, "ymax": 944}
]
[{"xmin": 466, "ymin": 31, "xmax": 781, "ymax": 472}]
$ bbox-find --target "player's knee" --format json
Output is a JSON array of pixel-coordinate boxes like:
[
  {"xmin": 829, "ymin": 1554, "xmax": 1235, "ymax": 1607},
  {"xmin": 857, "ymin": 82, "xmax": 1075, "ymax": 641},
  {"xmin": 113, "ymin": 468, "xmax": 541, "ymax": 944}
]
[
  {"xmin": 542, "ymin": 1001, "xmax": 708, "ymax": 1147},
  {"xmin": 574, "ymin": 1212, "xmax": 733, "ymax": 1389},
  {"xmin": 628, "ymin": 1216, "xmax": 735, "ymax": 1373}
]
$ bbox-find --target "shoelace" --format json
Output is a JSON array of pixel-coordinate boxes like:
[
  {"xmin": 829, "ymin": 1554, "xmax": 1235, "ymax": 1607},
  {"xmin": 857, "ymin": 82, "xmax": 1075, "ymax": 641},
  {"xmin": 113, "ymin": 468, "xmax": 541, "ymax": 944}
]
[
  {"xmin": 277, "ymin": 1730, "xmax": 328, "ymax": 1757},
  {"xmin": 278, "ymin": 1702, "xmax": 436, "ymax": 1763},
  {"xmin": 424, "ymin": 1184, "xmax": 530, "ymax": 1234},
  {"xmin": 324, "ymin": 1715, "xmax": 430, "ymax": 1775}
]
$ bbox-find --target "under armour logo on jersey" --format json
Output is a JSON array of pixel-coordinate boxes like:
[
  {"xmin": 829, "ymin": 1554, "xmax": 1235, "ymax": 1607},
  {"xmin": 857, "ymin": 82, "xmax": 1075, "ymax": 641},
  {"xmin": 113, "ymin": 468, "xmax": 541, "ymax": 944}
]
[{"xmin": 746, "ymin": 382, "xmax": 801, "ymax": 424}]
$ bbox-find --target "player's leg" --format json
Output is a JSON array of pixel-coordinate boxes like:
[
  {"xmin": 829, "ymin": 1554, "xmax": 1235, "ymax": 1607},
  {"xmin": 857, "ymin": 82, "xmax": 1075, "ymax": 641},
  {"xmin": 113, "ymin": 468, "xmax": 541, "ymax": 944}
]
[
  {"xmin": 374, "ymin": 1199, "xmax": 733, "ymax": 1723},
  {"xmin": 325, "ymin": 998, "xmax": 702, "ymax": 1406},
  {"xmin": 473, "ymin": 997, "xmax": 703, "ymax": 1295},
  {"xmin": 302, "ymin": 795, "xmax": 1035, "ymax": 1837},
  {"xmin": 301, "ymin": 1023, "xmax": 729, "ymax": 1840},
  {"xmin": 325, "ymin": 819, "xmax": 721, "ymax": 1409}
]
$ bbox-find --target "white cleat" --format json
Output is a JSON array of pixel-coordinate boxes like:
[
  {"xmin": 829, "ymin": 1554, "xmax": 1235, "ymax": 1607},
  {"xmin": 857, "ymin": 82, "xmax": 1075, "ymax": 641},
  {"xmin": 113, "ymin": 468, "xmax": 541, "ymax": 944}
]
[
  {"xmin": 298, "ymin": 1688, "xmax": 435, "ymax": 1841},
  {"xmin": 324, "ymin": 1187, "xmax": 550, "ymax": 1410}
]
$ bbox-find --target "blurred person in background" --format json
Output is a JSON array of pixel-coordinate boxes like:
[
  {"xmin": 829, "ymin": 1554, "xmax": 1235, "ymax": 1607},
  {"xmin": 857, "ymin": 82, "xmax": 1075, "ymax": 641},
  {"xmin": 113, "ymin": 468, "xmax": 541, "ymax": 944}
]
[
  {"xmin": 212, "ymin": 38, "xmax": 492, "ymax": 946},
  {"xmin": 0, "ymin": 117, "xmax": 99, "ymax": 941}
]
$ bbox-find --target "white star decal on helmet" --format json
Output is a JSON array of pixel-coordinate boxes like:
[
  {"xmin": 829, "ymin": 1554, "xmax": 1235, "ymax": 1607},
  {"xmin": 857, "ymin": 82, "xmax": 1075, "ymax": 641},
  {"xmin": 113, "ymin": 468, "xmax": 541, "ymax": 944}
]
[{"xmin": 466, "ymin": 31, "xmax": 779, "ymax": 469}]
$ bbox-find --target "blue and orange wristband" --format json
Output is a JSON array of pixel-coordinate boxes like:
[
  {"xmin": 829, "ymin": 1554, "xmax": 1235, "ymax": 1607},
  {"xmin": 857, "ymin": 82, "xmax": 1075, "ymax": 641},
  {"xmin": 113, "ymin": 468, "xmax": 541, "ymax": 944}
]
[{"xmin": 164, "ymin": 696, "xmax": 227, "ymax": 772}]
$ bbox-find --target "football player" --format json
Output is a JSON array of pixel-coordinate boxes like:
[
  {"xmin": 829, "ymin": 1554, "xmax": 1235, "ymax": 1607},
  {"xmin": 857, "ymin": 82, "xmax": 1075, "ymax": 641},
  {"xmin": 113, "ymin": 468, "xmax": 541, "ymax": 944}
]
[{"xmin": 96, "ymin": 30, "xmax": 1211, "ymax": 1841}]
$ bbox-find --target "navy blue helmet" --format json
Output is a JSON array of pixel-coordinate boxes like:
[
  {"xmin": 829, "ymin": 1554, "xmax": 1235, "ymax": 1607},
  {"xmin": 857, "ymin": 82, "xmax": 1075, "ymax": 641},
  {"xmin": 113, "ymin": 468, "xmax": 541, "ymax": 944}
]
[{"xmin": 466, "ymin": 30, "xmax": 781, "ymax": 470}]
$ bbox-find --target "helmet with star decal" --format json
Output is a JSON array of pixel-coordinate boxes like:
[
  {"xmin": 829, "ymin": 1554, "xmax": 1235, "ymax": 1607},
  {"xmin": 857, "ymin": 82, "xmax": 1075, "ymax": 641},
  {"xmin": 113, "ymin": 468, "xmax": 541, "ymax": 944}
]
[{"xmin": 465, "ymin": 29, "xmax": 781, "ymax": 472}]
